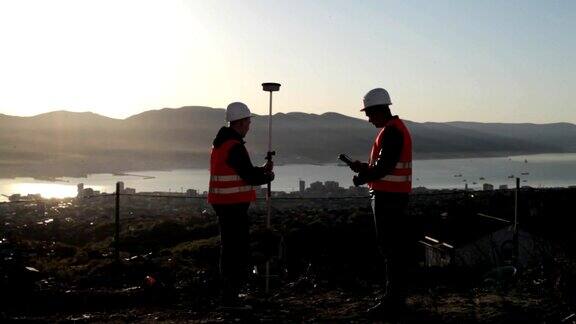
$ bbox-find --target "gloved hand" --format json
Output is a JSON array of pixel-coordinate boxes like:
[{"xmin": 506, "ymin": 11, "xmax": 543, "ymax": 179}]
[
  {"xmin": 353, "ymin": 175, "xmax": 363, "ymax": 187},
  {"xmin": 267, "ymin": 171, "xmax": 275, "ymax": 182},
  {"xmin": 350, "ymin": 160, "xmax": 368, "ymax": 173},
  {"xmin": 263, "ymin": 160, "xmax": 274, "ymax": 172}
]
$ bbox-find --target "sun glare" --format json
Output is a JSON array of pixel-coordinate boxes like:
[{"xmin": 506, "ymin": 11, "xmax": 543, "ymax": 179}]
[
  {"xmin": 0, "ymin": 0, "xmax": 216, "ymax": 118},
  {"xmin": 8, "ymin": 183, "xmax": 104, "ymax": 199}
]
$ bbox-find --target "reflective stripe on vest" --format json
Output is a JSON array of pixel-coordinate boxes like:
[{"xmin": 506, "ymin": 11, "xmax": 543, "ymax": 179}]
[
  {"xmin": 396, "ymin": 162, "xmax": 412, "ymax": 169},
  {"xmin": 379, "ymin": 175, "xmax": 412, "ymax": 182},
  {"xmin": 367, "ymin": 117, "xmax": 413, "ymax": 193},
  {"xmin": 210, "ymin": 175, "xmax": 242, "ymax": 182},
  {"xmin": 209, "ymin": 185, "xmax": 256, "ymax": 194}
]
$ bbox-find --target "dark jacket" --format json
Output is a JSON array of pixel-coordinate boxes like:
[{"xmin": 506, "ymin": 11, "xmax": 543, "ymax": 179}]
[
  {"xmin": 212, "ymin": 127, "xmax": 272, "ymax": 186},
  {"xmin": 355, "ymin": 116, "xmax": 404, "ymax": 188}
]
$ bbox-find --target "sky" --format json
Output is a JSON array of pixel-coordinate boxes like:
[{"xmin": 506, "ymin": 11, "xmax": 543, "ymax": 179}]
[{"xmin": 0, "ymin": 0, "xmax": 574, "ymax": 123}]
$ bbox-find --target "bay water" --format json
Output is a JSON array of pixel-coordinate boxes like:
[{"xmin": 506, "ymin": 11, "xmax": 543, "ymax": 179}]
[{"xmin": 1, "ymin": 153, "xmax": 575, "ymax": 202}]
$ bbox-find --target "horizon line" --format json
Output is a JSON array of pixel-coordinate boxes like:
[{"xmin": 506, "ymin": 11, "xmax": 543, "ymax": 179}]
[{"xmin": 1, "ymin": 107, "xmax": 574, "ymax": 126}]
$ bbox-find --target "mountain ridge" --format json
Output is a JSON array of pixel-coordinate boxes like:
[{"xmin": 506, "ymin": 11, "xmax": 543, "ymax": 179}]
[{"xmin": 0, "ymin": 106, "xmax": 574, "ymax": 178}]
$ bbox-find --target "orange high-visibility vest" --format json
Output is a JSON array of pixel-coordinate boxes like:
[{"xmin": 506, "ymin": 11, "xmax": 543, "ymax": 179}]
[
  {"xmin": 208, "ymin": 139, "xmax": 256, "ymax": 204},
  {"xmin": 368, "ymin": 117, "xmax": 412, "ymax": 193}
]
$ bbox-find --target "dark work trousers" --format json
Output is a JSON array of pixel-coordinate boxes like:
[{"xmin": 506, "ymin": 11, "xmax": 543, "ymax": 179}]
[
  {"xmin": 212, "ymin": 203, "xmax": 250, "ymax": 301},
  {"xmin": 371, "ymin": 192, "xmax": 416, "ymax": 302}
]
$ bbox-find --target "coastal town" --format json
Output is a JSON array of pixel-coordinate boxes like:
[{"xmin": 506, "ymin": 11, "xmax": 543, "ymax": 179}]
[{"xmin": 5, "ymin": 176, "xmax": 529, "ymax": 203}]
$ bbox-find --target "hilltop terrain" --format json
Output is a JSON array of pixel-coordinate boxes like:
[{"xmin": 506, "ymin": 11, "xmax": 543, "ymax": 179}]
[{"xmin": 1, "ymin": 188, "xmax": 576, "ymax": 322}]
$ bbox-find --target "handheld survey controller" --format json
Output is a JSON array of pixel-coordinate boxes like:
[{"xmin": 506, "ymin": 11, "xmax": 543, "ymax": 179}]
[
  {"xmin": 338, "ymin": 154, "xmax": 354, "ymax": 166},
  {"xmin": 339, "ymin": 154, "xmax": 363, "ymax": 186}
]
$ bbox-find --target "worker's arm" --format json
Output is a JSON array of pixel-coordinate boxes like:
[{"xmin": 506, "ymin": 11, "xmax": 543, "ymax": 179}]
[
  {"xmin": 354, "ymin": 126, "xmax": 403, "ymax": 186},
  {"xmin": 227, "ymin": 144, "xmax": 274, "ymax": 186}
]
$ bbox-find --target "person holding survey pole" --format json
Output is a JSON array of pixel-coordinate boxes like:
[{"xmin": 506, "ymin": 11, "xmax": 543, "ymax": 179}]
[
  {"xmin": 343, "ymin": 88, "xmax": 416, "ymax": 317},
  {"xmin": 208, "ymin": 102, "xmax": 275, "ymax": 308}
]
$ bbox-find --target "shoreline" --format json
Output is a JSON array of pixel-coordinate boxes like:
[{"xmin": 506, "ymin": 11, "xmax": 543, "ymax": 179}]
[
  {"xmin": 2, "ymin": 152, "xmax": 575, "ymax": 181},
  {"xmin": 111, "ymin": 173, "xmax": 156, "ymax": 180},
  {"xmin": 2, "ymin": 186, "xmax": 575, "ymax": 204}
]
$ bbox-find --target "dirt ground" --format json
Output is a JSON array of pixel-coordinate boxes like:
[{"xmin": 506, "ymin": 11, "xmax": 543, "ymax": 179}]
[{"xmin": 4, "ymin": 283, "xmax": 571, "ymax": 323}]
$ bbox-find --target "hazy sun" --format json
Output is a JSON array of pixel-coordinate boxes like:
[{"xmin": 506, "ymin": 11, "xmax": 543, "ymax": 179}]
[
  {"xmin": 0, "ymin": 1, "xmax": 216, "ymax": 118},
  {"xmin": 9, "ymin": 183, "xmax": 104, "ymax": 199}
]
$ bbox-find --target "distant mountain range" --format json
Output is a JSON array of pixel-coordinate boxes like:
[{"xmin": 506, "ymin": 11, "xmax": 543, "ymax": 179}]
[{"xmin": 1, "ymin": 106, "xmax": 575, "ymax": 178}]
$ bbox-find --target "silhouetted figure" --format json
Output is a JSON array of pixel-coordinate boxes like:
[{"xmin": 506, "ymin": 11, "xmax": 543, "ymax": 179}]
[
  {"xmin": 349, "ymin": 88, "xmax": 416, "ymax": 317},
  {"xmin": 208, "ymin": 102, "xmax": 274, "ymax": 308}
]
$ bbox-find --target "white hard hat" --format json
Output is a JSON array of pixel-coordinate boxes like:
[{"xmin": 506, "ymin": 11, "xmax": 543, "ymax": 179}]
[
  {"xmin": 362, "ymin": 88, "xmax": 392, "ymax": 111},
  {"xmin": 226, "ymin": 102, "xmax": 251, "ymax": 122}
]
